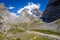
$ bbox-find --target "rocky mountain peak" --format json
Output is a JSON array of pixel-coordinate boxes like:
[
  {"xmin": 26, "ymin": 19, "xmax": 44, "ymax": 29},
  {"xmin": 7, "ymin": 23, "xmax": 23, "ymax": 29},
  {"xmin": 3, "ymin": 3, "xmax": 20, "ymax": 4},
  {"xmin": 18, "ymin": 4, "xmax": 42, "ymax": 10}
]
[
  {"xmin": 0, "ymin": 3, "xmax": 9, "ymax": 17},
  {"xmin": 0, "ymin": 3, "xmax": 5, "ymax": 9}
]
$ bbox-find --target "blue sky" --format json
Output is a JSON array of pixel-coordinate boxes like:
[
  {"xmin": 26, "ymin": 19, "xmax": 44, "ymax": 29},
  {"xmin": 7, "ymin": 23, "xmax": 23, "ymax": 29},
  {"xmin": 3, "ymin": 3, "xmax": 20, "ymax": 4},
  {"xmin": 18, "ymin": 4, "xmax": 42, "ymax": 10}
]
[{"xmin": 0, "ymin": 0, "xmax": 49, "ymax": 14}]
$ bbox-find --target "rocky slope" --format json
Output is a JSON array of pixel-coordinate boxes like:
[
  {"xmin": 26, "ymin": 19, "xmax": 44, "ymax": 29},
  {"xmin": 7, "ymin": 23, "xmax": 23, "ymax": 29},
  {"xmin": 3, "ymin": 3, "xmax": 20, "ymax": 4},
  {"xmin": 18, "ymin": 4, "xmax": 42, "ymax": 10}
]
[{"xmin": 41, "ymin": 0, "xmax": 60, "ymax": 23}]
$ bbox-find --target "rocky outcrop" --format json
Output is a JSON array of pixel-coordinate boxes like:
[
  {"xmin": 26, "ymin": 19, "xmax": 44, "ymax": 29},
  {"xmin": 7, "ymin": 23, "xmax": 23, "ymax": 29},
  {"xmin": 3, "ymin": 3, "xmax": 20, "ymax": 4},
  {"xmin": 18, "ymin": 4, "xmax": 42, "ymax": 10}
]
[
  {"xmin": 41, "ymin": 0, "xmax": 60, "ymax": 23},
  {"xmin": 0, "ymin": 3, "xmax": 12, "ymax": 31},
  {"xmin": 0, "ymin": 3, "xmax": 9, "ymax": 17},
  {"xmin": 31, "ymin": 9, "xmax": 43, "ymax": 18},
  {"xmin": 18, "ymin": 9, "xmax": 32, "ymax": 22}
]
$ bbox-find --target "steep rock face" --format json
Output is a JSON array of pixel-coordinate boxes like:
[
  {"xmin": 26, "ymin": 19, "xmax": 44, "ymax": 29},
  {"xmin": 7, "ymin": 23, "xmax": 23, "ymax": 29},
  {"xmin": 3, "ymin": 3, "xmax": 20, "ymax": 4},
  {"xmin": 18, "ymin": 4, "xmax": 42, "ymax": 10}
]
[
  {"xmin": 0, "ymin": 3, "xmax": 12, "ymax": 30},
  {"xmin": 38, "ymin": 0, "xmax": 60, "ymax": 33},
  {"xmin": 41, "ymin": 0, "xmax": 60, "ymax": 23},
  {"xmin": 31, "ymin": 9, "xmax": 42, "ymax": 18},
  {"xmin": 0, "ymin": 3, "xmax": 18, "ymax": 24},
  {"xmin": 0, "ymin": 3, "xmax": 9, "ymax": 17},
  {"xmin": 18, "ymin": 8, "xmax": 41, "ymax": 23},
  {"xmin": 0, "ymin": 3, "xmax": 7, "ymax": 29},
  {"xmin": 18, "ymin": 9, "xmax": 32, "ymax": 22}
]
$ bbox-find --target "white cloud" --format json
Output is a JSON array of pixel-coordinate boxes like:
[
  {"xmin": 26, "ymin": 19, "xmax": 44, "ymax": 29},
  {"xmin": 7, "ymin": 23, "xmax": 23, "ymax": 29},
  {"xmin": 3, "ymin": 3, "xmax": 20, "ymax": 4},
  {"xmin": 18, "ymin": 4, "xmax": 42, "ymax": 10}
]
[
  {"xmin": 8, "ymin": 6, "xmax": 14, "ymax": 9},
  {"xmin": 17, "ymin": 2, "xmax": 41, "ymax": 15}
]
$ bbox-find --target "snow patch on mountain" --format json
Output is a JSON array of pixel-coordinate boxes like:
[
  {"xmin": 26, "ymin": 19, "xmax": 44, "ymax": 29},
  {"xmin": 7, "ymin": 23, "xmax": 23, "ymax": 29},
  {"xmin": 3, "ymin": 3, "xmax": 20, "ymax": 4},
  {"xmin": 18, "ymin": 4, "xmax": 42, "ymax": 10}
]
[{"xmin": 17, "ymin": 2, "xmax": 41, "ymax": 15}]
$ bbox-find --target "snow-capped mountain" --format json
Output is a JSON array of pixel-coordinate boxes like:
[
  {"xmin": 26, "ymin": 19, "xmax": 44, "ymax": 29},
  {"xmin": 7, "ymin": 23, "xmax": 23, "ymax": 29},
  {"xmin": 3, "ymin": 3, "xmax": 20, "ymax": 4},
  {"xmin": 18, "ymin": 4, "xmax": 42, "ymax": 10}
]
[
  {"xmin": 16, "ymin": 2, "xmax": 43, "ymax": 23},
  {"xmin": 17, "ymin": 8, "xmax": 42, "ymax": 23},
  {"xmin": 17, "ymin": 2, "xmax": 43, "ymax": 18}
]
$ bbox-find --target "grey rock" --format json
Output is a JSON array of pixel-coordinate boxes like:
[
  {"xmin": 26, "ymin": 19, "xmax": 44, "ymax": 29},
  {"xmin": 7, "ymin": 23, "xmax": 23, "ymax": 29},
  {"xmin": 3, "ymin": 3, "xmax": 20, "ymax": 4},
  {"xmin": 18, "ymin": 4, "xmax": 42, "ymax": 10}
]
[{"xmin": 41, "ymin": 0, "xmax": 60, "ymax": 23}]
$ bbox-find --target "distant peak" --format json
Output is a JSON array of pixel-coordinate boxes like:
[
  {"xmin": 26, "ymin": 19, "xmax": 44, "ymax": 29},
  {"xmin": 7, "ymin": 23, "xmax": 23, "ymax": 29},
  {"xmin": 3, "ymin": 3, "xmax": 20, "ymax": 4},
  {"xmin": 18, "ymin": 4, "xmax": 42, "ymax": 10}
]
[
  {"xmin": 0, "ymin": 3, "xmax": 5, "ymax": 9},
  {"xmin": 17, "ymin": 2, "xmax": 41, "ymax": 15}
]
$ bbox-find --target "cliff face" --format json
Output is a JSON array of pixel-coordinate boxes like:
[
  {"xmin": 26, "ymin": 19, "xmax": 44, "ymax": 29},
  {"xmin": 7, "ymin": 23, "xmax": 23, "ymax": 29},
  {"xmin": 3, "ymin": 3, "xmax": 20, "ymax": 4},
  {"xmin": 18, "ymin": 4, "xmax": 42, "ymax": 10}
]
[
  {"xmin": 0, "ymin": 3, "xmax": 9, "ymax": 17},
  {"xmin": 0, "ymin": 3, "xmax": 9, "ymax": 29},
  {"xmin": 18, "ymin": 9, "xmax": 32, "ymax": 22},
  {"xmin": 41, "ymin": 0, "xmax": 60, "ymax": 23}
]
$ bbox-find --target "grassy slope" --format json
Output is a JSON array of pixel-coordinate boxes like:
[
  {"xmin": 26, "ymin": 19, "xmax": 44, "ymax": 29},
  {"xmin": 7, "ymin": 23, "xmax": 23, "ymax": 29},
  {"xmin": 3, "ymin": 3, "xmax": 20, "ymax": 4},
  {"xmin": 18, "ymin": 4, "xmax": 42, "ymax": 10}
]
[{"xmin": 32, "ymin": 29, "xmax": 60, "ymax": 36}]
